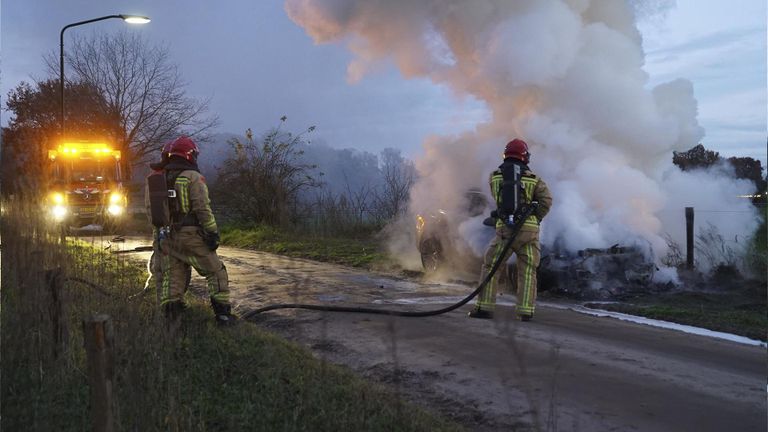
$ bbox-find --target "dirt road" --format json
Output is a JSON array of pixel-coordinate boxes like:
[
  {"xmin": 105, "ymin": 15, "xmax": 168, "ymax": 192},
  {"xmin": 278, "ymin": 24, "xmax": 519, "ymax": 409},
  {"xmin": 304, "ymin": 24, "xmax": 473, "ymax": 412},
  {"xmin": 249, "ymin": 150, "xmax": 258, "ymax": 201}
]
[{"xmin": 110, "ymin": 238, "xmax": 766, "ymax": 432}]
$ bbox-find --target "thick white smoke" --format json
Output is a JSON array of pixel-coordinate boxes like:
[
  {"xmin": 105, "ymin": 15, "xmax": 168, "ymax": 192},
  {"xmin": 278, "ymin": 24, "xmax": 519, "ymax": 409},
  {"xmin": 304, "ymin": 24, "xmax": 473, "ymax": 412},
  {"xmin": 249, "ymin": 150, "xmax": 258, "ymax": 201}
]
[{"xmin": 286, "ymin": 0, "xmax": 759, "ymax": 270}]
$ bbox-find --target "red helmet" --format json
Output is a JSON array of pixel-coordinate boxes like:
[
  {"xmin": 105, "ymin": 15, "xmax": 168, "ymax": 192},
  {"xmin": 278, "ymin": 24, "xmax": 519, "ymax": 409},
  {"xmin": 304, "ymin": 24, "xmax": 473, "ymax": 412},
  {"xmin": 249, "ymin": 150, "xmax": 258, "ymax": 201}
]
[
  {"xmin": 503, "ymin": 138, "xmax": 530, "ymax": 163},
  {"xmin": 168, "ymin": 136, "xmax": 199, "ymax": 162}
]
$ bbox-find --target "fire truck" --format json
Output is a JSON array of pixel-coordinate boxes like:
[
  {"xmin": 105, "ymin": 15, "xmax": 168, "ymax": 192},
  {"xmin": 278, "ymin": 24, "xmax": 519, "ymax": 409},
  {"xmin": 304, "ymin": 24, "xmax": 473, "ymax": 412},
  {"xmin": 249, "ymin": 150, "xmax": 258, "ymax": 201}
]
[{"xmin": 45, "ymin": 141, "xmax": 128, "ymax": 230}]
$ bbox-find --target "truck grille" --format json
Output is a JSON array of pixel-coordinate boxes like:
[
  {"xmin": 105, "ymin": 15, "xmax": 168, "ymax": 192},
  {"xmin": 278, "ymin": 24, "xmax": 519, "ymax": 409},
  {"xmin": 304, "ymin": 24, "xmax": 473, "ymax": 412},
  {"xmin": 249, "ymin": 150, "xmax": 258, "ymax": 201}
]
[
  {"xmin": 68, "ymin": 193, "xmax": 105, "ymax": 218},
  {"xmin": 68, "ymin": 193, "xmax": 104, "ymax": 206}
]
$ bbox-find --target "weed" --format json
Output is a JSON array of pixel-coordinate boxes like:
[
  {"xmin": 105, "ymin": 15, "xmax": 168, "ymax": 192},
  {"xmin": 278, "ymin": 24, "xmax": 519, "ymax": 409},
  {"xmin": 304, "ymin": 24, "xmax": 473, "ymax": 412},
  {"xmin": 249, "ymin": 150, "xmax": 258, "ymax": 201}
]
[{"xmin": 695, "ymin": 222, "xmax": 742, "ymax": 270}]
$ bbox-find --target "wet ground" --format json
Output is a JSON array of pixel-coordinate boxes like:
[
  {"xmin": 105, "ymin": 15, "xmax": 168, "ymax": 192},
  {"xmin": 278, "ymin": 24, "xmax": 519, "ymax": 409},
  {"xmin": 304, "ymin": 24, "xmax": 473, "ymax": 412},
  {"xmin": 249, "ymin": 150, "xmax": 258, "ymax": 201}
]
[{"xmin": 100, "ymin": 235, "xmax": 766, "ymax": 432}]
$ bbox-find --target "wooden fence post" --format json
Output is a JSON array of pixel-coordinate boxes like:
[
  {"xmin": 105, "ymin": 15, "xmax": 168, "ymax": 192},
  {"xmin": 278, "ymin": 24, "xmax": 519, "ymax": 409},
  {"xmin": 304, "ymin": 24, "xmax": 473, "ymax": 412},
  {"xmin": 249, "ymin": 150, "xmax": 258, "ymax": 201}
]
[
  {"xmin": 46, "ymin": 267, "xmax": 68, "ymax": 359},
  {"xmin": 83, "ymin": 314, "xmax": 115, "ymax": 432},
  {"xmin": 685, "ymin": 207, "xmax": 694, "ymax": 269}
]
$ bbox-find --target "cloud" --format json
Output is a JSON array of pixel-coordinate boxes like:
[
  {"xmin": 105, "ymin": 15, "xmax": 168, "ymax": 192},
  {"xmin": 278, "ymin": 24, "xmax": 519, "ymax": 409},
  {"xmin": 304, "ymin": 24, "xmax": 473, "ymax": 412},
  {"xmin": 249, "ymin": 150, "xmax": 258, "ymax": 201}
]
[{"xmin": 645, "ymin": 26, "xmax": 764, "ymax": 58}]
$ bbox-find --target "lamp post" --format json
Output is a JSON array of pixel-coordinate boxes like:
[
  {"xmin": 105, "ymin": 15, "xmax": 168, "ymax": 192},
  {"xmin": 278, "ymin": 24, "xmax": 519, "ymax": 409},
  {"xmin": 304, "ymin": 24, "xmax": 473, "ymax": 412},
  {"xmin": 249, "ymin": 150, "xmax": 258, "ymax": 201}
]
[{"xmin": 59, "ymin": 14, "xmax": 150, "ymax": 135}]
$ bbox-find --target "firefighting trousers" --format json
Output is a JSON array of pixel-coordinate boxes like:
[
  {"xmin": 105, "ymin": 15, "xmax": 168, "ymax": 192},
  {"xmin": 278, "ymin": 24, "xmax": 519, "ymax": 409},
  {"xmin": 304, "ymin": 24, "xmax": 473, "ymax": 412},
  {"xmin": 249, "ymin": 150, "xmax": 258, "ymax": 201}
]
[
  {"xmin": 475, "ymin": 228, "xmax": 540, "ymax": 316},
  {"xmin": 147, "ymin": 247, "xmax": 191, "ymax": 304},
  {"xmin": 160, "ymin": 227, "xmax": 229, "ymax": 307}
]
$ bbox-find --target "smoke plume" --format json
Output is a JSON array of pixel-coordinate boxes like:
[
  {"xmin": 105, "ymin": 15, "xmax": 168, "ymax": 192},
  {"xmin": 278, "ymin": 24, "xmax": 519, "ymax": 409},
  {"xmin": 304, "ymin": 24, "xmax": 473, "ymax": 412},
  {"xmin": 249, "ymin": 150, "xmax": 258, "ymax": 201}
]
[{"xmin": 286, "ymin": 0, "xmax": 759, "ymax": 269}]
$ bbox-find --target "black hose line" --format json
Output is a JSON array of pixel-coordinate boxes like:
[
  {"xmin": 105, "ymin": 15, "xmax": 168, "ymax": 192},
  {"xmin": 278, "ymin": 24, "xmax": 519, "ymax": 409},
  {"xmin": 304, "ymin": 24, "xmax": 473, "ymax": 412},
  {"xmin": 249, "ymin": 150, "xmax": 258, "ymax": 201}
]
[
  {"xmin": 241, "ymin": 204, "xmax": 538, "ymax": 320},
  {"xmin": 65, "ymin": 277, "xmax": 115, "ymax": 297}
]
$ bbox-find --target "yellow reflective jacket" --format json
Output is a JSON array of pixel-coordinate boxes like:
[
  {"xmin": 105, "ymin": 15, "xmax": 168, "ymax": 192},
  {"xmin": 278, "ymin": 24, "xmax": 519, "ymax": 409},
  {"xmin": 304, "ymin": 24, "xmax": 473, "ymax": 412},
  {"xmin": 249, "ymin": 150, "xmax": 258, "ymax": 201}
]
[{"xmin": 172, "ymin": 170, "xmax": 218, "ymax": 233}]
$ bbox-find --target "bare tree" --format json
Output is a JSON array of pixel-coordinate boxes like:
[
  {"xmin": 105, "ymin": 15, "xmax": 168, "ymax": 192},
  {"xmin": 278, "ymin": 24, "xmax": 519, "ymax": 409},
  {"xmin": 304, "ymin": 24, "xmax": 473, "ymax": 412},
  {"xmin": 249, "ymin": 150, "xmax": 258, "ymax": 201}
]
[
  {"xmin": 374, "ymin": 148, "xmax": 416, "ymax": 221},
  {"xmin": 48, "ymin": 30, "xmax": 217, "ymax": 165},
  {"xmin": 305, "ymin": 190, "xmax": 349, "ymax": 234},
  {"xmin": 342, "ymin": 170, "xmax": 375, "ymax": 225}
]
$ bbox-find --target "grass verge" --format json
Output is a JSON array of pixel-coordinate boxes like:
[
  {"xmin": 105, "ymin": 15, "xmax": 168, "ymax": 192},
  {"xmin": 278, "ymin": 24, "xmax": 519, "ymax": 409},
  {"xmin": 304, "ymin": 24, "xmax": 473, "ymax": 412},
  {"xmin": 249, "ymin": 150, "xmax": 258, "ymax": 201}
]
[
  {"xmin": 2, "ymin": 236, "xmax": 461, "ymax": 431},
  {"xmin": 220, "ymin": 225, "xmax": 392, "ymax": 269},
  {"xmin": 585, "ymin": 288, "xmax": 767, "ymax": 342}
]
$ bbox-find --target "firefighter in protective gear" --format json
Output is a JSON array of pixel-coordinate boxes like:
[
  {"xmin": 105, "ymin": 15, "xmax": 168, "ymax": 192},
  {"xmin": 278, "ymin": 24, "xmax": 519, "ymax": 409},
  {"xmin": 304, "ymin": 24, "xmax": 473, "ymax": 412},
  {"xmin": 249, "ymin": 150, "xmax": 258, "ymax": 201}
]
[
  {"xmin": 144, "ymin": 142, "xmax": 194, "ymax": 301},
  {"xmin": 146, "ymin": 136, "xmax": 234, "ymax": 325},
  {"xmin": 469, "ymin": 138, "xmax": 552, "ymax": 321}
]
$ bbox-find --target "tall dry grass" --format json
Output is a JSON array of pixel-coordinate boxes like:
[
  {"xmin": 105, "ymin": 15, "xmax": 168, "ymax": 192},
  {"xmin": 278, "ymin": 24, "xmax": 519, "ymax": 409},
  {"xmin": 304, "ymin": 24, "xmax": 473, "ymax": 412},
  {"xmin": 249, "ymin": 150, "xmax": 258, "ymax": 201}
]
[
  {"xmin": 1, "ymin": 195, "xmax": 191, "ymax": 430},
  {"xmin": 1, "ymin": 195, "xmax": 463, "ymax": 432}
]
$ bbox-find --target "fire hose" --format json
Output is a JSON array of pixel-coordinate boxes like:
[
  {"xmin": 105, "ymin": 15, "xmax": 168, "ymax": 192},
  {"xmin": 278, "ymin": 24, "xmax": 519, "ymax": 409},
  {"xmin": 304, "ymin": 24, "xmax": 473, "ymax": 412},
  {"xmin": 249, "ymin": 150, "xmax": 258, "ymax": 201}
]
[{"xmin": 239, "ymin": 203, "xmax": 538, "ymax": 320}]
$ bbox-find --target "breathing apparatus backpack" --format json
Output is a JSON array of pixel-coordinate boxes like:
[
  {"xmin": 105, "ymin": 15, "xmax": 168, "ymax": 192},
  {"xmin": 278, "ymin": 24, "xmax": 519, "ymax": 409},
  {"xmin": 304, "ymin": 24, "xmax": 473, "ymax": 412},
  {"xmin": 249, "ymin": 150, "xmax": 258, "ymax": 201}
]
[
  {"xmin": 497, "ymin": 160, "xmax": 527, "ymax": 227},
  {"xmin": 147, "ymin": 169, "xmax": 177, "ymax": 229}
]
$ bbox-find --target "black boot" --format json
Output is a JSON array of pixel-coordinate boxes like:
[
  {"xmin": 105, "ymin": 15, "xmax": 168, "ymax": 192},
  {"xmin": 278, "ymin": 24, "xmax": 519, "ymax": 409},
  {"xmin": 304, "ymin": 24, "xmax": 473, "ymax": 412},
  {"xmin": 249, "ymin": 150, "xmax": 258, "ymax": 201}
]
[
  {"xmin": 468, "ymin": 308, "xmax": 494, "ymax": 319},
  {"xmin": 211, "ymin": 301, "xmax": 237, "ymax": 326}
]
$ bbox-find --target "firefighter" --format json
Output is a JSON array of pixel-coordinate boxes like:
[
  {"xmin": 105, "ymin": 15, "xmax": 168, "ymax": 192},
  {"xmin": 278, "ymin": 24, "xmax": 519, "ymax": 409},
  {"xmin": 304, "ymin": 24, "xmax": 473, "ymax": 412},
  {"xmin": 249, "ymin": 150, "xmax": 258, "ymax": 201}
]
[
  {"xmin": 469, "ymin": 138, "xmax": 552, "ymax": 321},
  {"xmin": 143, "ymin": 142, "xmax": 191, "ymax": 302},
  {"xmin": 153, "ymin": 136, "xmax": 234, "ymax": 325}
]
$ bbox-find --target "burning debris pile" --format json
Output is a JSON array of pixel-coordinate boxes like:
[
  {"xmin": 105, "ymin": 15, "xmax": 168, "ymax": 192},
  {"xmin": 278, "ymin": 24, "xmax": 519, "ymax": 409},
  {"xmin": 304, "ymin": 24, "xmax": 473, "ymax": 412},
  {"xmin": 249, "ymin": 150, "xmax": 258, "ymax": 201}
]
[{"xmin": 539, "ymin": 244, "xmax": 659, "ymax": 300}]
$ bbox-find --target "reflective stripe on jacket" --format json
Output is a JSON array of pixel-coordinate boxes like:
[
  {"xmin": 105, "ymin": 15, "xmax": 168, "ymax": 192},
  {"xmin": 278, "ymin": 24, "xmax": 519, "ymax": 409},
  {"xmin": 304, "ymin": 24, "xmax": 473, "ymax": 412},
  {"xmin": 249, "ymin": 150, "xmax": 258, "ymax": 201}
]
[{"xmin": 173, "ymin": 169, "xmax": 218, "ymax": 233}]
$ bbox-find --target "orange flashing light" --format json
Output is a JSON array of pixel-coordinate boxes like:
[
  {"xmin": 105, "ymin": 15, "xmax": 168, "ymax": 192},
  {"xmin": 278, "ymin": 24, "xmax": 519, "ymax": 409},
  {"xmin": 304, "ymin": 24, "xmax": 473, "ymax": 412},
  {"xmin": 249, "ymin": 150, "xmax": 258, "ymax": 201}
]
[{"xmin": 52, "ymin": 142, "xmax": 120, "ymax": 159}]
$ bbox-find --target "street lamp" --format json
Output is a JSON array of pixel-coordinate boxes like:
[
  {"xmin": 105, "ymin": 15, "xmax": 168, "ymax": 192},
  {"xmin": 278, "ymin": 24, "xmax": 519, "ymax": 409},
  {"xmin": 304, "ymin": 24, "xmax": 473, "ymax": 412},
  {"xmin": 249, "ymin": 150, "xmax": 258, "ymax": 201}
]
[{"xmin": 59, "ymin": 14, "xmax": 150, "ymax": 135}]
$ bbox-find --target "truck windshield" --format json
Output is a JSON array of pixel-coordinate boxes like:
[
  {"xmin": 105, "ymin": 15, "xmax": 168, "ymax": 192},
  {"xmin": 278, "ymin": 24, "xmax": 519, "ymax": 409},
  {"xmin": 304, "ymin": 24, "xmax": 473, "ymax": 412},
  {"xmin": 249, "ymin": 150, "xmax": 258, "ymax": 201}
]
[{"xmin": 66, "ymin": 159, "xmax": 114, "ymax": 183}]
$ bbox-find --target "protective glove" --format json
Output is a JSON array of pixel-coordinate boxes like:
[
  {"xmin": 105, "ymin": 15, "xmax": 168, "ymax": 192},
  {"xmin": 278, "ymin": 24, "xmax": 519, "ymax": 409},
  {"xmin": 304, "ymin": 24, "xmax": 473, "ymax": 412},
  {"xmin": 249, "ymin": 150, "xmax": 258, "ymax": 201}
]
[
  {"xmin": 482, "ymin": 217, "xmax": 496, "ymax": 227},
  {"xmin": 484, "ymin": 210, "xmax": 499, "ymax": 227},
  {"xmin": 203, "ymin": 231, "xmax": 220, "ymax": 251}
]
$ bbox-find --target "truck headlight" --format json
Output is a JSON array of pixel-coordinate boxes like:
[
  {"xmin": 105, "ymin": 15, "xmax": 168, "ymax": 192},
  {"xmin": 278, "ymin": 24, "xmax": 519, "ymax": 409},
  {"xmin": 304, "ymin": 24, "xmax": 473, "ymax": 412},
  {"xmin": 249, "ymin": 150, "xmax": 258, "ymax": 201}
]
[
  {"xmin": 107, "ymin": 204, "xmax": 124, "ymax": 216},
  {"xmin": 109, "ymin": 192, "xmax": 124, "ymax": 204},
  {"xmin": 52, "ymin": 205, "xmax": 67, "ymax": 221},
  {"xmin": 50, "ymin": 192, "xmax": 65, "ymax": 204},
  {"xmin": 416, "ymin": 215, "xmax": 425, "ymax": 232}
]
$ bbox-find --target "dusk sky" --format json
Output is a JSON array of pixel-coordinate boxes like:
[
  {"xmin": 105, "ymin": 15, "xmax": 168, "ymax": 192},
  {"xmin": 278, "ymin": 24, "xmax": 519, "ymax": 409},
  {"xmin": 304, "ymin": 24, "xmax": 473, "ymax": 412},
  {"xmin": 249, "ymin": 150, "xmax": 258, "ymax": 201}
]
[{"xmin": 2, "ymin": 0, "xmax": 766, "ymax": 165}]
